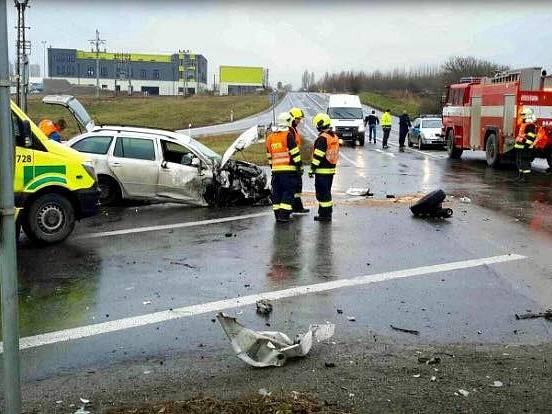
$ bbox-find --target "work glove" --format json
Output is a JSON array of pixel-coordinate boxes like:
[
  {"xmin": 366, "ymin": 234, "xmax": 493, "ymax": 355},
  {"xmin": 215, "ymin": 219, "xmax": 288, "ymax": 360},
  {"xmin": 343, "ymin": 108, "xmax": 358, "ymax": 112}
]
[{"xmin": 308, "ymin": 169, "xmax": 315, "ymax": 178}]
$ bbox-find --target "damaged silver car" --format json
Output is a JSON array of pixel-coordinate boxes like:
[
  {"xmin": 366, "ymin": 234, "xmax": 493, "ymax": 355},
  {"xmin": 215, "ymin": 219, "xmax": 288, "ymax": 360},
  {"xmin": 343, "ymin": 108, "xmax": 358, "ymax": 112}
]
[{"xmin": 42, "ymin": 95, "xmax": 270, "ymax": 206}]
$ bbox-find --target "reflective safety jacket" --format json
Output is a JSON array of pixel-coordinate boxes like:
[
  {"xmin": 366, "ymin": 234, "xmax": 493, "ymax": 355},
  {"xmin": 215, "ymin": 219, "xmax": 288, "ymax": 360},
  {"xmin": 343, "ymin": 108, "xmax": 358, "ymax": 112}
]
[
  {"xmin": 38, "ymin": 119, "xmax": 58, "ymax": 137},
  {"xmin": 515, "ymin": 122, "xmax": 537, "ymax": 149},
  {"xmin": 310, "ymin": 131, "xmax": 339, "ymax": 175},
  {"xmin": 266, "ymin": 130, "xmax": 302, "ymax": 172},
  {"xmin": 381, "ymin": 112, "xmax": 392, "ymax": 128}
]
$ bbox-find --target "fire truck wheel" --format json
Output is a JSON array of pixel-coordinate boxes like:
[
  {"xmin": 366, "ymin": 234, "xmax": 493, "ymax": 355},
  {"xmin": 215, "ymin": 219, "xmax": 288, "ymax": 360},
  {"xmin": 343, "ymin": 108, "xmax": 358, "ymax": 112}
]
[
  {"xmin": 485, "ymin": 133, "xmax": 501, "ymax": 168},
  {"xmin": 446, "ymin": 130, "xmax": 463, "ymax": 159},
  {"xmin": 546, "ymin": 152, "xmax": 552, "ymax": 171}
]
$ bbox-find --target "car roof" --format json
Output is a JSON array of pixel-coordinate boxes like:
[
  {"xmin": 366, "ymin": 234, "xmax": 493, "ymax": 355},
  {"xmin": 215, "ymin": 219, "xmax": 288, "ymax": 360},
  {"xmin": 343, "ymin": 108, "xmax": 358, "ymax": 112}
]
[{"xmin": 89, "ymin": 125, "xmax": 192, "ymax": 143}]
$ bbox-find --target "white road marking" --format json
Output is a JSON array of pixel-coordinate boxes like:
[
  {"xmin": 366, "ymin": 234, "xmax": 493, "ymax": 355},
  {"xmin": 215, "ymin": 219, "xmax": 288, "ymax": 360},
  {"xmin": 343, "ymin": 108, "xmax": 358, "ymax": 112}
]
[
  {"xmin": 305, "ymin": 93, "xmax": 326, "ymax": 110},
  {"xmin": 0, "ymin": 254, "xmax": 525, "ymax": 353},
  {"xmin": 386, "ymin": 141, "xmax": 444, "ymax": 159},
  {"xmin": 374, "ymin": 148, "xmax": 396, "ymax": 158},
  {"xmin": 76, "ymin": 212, "xmax": 272, "ymax": 239}
]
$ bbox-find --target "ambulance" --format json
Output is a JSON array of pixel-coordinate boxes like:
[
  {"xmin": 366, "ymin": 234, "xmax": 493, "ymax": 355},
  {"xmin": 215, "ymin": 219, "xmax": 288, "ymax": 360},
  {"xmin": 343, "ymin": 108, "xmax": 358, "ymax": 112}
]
[{"xmin": 9, "ymin": 101, "xmax": 99, "ymax": 243}]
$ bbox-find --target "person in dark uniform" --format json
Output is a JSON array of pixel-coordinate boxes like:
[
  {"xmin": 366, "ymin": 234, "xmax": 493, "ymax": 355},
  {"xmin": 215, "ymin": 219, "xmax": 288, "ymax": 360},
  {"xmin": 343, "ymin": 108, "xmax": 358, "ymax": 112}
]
[
  {"xmin": 398, "ymin": 110, "xmax": 411, "ymax": 152},
  {"xmin": 309, "ymin": 113, "xmax": 339, "ymax": 222},
  {"xmin": 266, "ymin": 112, "xmax": 302, "ymax": 222}
]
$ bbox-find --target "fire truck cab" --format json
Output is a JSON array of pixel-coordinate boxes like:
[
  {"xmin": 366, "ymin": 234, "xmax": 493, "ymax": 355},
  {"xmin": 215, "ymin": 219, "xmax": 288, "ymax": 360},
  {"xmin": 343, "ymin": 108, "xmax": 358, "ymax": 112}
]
[{"xmin": 442, "ymin": 67, "xmax": 552, "ymax": 169}]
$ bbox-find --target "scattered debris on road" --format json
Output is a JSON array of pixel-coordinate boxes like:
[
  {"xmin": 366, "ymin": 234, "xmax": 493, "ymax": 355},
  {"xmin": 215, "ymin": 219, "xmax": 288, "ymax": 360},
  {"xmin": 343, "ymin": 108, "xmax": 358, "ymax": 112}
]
[
  {"xmin": 491, "ymin": 381, "xmax": 504, "ymax": 387},
  {"xmin": 336, "ymin": 309, "xmax": 343, "ymax": 314},
  {"xmin": 418, "ymin": 356, "xmax": 441, "ymax": 365},
  {"xmin": 515, "ymin": 309, "xmax": 552, "ymax": 320},
  {"xmin": 459, "ymin": 197, "xmax": 472, "ymax": 204},
  {"xmin": 346, "ymin": 187, "xmax": 373, "ymax": 197},
  {"xmin": 258, "ymin": 388, "xmax": 272, "ymax": 397},
  {"xmin": 410, "ymin": 189, "xmax": 453, "ymax": 219},
  {"xmin": 430, "ymin": 376, "xmax": 437, "ymax": 382},
  {"xmin": 412, "ymin": 374, "xmax": 421, "ymax": 378},
  {"xmin": 457, "ymin": 389, "xmax": 470, "ymax": 397},
  {"xmin": 390, "ymin": 324, "xmax": 420, "ymax": 335},
  {"xmin": 386, "ymin": 194, "xmax": 396, "ymax": 199},
  {"xmin": 216, "ymin": 312, "xmax": 335, "ymax": 367},
  {"xmin": 142, "ymin": 300, "xmax": 152, "ymax": 306},
  {"xmin": 256, "ymin": 299, "xmax": 273, "ymax": 315},
  {"xmin": 347, "ymin": 316, "xmax": 356, "ymax": 322},
  {"xmin": 325, "ymin": 362, "xmax": 336, "ymax": 368}
]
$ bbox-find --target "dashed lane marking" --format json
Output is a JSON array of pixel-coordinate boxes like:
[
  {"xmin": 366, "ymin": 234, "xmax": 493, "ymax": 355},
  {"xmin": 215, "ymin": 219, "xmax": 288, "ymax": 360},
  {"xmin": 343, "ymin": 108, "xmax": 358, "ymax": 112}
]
[{"xmin": 0, "ymin": 254, "xmax": 525, "ymax": 353}]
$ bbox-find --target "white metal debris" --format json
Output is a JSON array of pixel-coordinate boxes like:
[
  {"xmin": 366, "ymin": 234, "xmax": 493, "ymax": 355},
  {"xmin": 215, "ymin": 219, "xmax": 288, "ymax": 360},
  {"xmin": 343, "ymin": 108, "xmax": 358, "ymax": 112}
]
[
  {"xmin": 459, "ymin": 197, "xmax": 472, "ymax": 204},
  {"xmin": 216, "ymin": 312, "xmax": 335, "ymax": 367},
  {"xmin": 458, "ymin": 389, "xmax": 470, "ymax": 397},
  {"xmin": 346, "ymin": 188, "xmax": 373, "ymax": 197},
  {"xmin": 491, "ymin": 381, "xmax": 503, "ymax": 387}
]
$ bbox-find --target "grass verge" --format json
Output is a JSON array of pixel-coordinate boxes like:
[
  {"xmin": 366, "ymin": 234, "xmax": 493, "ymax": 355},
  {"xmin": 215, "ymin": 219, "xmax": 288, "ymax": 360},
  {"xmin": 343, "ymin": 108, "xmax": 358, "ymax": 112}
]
[
  {"xmin": 26, "ymin": 94, "xmax": 271, "ymax": 139},
  {"xmin": 359, "ymin": 90, "xmax": 440, "ymax": 119},
  {"xmin": 197, "ymin": 132, "xmax": 313, "ymax": 166}
]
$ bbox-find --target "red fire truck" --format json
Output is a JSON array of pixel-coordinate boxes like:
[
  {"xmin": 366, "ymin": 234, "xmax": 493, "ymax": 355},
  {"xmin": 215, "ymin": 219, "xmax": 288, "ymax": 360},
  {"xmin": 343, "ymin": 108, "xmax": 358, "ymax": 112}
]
[{"xmin": 442, "ymin": 67, "xmax": 552, "ymax": 169}]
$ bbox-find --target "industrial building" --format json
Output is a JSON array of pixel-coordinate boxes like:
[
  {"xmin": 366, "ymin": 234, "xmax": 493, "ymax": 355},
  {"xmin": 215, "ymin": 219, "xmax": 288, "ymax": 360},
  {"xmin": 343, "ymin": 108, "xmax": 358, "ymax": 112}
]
[
  {"xmin": 47, "ymin": 48, "xmax": 208, "ymax": 95},
  {"xmin": 219, "ymin": 65, "xmax": 268, "ymax": 95}
]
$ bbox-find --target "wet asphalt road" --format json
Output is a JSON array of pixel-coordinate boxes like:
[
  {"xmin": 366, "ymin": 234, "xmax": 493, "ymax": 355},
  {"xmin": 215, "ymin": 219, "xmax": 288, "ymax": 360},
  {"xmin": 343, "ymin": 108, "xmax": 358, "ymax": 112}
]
[{"xmin": 3, "ymin": 93, "xmax": 552, "ymax": 389}]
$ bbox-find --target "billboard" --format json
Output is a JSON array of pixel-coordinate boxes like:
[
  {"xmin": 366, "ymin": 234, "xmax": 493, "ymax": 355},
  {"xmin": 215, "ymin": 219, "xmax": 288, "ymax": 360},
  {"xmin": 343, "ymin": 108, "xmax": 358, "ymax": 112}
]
[{"xmin": 220, "ymin": 66, "xmax": 264, "ymax": 84}]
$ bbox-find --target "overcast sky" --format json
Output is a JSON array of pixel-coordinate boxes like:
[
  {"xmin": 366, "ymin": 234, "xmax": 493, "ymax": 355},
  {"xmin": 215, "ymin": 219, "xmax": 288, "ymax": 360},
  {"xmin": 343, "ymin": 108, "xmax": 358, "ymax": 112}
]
[{"xmin": 6, "ymin": 0, "xmax": 552, "ymax": 88}]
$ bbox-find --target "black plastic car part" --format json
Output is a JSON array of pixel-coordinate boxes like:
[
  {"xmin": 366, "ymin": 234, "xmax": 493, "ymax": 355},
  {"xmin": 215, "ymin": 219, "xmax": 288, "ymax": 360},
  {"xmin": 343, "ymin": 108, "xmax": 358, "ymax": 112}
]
[{"xmin": 410, "ymin": 189, "xmax": 453, "ymax": 218}]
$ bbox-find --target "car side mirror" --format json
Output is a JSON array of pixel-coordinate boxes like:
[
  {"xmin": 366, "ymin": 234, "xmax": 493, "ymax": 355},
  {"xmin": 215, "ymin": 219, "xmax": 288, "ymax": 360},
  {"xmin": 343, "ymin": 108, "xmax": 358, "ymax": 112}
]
[
  {"xmin": 161, "ymin": 160, "xmax": 168, "ymax": 169},
  {"xmin": 191, "ymin": 157, "xmax": 201, "ymax": 168}
]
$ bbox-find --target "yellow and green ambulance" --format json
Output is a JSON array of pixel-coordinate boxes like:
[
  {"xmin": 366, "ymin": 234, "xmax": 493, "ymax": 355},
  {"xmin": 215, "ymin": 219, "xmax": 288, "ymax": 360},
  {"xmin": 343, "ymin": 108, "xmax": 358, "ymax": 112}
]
[{"xmin": 10, "ymin": 100, "xmax": 99, "ymax": 244}]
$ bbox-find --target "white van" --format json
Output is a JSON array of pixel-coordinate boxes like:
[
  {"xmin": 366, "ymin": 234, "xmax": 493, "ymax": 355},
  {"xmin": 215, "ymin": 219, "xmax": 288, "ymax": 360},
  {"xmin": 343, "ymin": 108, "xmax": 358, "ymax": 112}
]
[{"xmin": 327, "ymin": 94, "xmax": 365, "ymax": 146}]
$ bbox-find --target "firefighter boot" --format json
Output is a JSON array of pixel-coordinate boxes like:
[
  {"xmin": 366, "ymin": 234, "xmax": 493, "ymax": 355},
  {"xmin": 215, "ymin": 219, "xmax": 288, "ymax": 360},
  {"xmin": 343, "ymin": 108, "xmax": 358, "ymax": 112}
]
[
  {"xmin": 276, "ymin": 210, "xmax": 292, "ymax": 223},
  {"xmin": 314, "ymin": 215, "xmax": 332, "ymax": 222},
  {"xmin": 292, "ymin": 198, "xmax": 310, "ymax": 215}
]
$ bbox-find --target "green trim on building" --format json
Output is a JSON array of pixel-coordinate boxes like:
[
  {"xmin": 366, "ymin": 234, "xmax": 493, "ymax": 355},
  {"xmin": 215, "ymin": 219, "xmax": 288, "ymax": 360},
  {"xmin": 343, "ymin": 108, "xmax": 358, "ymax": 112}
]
[{"xmin": 76, "ymin": 50, "xmax": 172, "ymax": 63}]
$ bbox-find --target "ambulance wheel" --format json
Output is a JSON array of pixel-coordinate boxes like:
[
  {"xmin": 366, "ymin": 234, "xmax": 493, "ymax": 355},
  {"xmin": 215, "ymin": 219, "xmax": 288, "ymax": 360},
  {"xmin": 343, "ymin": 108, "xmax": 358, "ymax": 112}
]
[
  {"xmin": 446, "ymin": 130, "xmax": 463, "ymax": 159},
  {"xmin": 485, "ymin": 133, "xmax": 501, "ymax": 168},
  {"xmin": 24, "ymin": 193, "xmax": 75, "ymax": 244}
]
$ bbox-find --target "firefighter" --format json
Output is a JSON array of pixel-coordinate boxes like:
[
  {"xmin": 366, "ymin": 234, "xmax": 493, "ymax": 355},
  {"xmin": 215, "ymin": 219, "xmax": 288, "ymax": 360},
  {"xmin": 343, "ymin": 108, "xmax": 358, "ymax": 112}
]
[
  {"xmin": 289, "ymin": 107, "xmax": 309, "ymax": 214},
  {"xmin": 38, "ymin": 118, "xmax": 66, "ymax": 142},
  {"xmin": 515, "ymin": 108, "xmax": 537, "ymax": 180},
  {"xmin": 266, "ymin": 112, "xmax": 302, "ymax": 223},
  {"xmin": 309, "ymin": 113, "xmax": 339, "ymax": 222}
]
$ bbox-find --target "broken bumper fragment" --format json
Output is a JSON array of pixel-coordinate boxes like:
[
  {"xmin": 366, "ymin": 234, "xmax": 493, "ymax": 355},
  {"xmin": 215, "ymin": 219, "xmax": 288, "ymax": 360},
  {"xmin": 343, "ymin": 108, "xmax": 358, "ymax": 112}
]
[{"xmin": 216, "ymin": 312, "xmax": 335, "ymax": 367}]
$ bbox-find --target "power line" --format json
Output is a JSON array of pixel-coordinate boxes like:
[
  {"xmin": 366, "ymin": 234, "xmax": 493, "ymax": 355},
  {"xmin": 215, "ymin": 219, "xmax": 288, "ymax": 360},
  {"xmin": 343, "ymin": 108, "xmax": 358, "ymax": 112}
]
[{"xmin": 88, "ymin": 29, "xmax": 105, "ymax": 98}]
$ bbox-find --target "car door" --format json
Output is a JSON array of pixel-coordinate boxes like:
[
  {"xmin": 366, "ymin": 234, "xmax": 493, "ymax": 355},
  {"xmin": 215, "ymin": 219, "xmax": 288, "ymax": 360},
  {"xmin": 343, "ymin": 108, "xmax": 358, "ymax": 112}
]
[
  {"xmin": 109, "ymin": 134, "xmax": 159, "ymax": 198},
  {"xmin": 412, "ymin": 118, "xmax": 421, "ymax": 143},
  {"xmin": 156, "ymin": 139, "xmax": 205, "ymax": 203}
]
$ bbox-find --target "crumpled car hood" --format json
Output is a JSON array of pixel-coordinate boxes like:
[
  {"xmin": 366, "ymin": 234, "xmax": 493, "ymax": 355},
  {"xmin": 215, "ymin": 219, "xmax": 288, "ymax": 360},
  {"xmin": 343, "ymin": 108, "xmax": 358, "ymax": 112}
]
[{"xmin": 220, "ymin": 125, "xmax": 263, "ymax": 168}]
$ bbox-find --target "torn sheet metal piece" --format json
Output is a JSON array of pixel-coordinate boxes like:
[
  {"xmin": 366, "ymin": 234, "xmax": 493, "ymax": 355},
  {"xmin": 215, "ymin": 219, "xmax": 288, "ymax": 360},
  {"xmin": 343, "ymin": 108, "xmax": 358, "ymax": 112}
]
[
  {"xmin": 346, "ymin": 187, "xmax": 373, "ymax": 197},
  {"xmin": 216, "ymin": 312, "xmax": 335, "ymax": 367}
]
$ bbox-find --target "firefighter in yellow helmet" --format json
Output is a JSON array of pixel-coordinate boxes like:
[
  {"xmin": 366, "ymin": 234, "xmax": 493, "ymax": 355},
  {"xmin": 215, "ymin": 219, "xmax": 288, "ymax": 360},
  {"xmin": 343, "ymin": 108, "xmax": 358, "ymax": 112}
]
[
  {"xmin": 309, "ymin": 113, "xmax": 339, "ymax": 222},
  {"xmin": 515, "ymin": 107, "xmax": 537, "ymax": 180},
  {"xmin": 266, "ymin": 112, "xmax": 302, "ymax": 222},
  {"xmin": 289, "ymin": 107, "xmax": 309, "ymax": 214}
]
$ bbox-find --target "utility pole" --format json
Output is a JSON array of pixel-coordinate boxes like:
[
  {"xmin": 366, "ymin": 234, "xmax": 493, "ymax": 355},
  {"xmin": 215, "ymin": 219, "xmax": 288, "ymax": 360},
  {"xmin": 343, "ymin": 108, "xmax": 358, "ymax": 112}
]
[
  {"xmin": 41, "ymin": 40, "xmax": 46, "ymax": 78},
  {"xmin": 1, "ymin": 2, "xmax": 23, "ymax": 413},
  {"xmin": 89, "ymin": 29, "xmax": 105, "ymax": 98},
  {"xmin": 14, "ymin": 0, "xmax": 30, "ymax": 112}
]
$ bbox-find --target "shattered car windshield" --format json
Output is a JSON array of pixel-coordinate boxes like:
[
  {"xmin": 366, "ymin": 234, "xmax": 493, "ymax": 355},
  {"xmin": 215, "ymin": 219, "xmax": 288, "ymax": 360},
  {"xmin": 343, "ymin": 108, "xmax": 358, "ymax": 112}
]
[
  {"xmin": 188, "ymin": 138, "xmax": 222, "ymax": 162},
  {"xmin": 328, "ymin": 107, "xmax": 363, "ymax": 119}
]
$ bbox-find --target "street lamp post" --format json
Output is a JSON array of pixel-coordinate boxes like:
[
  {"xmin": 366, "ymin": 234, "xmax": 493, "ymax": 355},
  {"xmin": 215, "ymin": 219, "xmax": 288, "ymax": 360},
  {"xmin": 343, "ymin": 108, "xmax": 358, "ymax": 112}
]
[
  {"xmin": 41, "ymin": 40, "xmax": 46, "ymax": 78},
  {"xmin": 1, "ymin": 2, "xmax": 23, "ymax": 413}
]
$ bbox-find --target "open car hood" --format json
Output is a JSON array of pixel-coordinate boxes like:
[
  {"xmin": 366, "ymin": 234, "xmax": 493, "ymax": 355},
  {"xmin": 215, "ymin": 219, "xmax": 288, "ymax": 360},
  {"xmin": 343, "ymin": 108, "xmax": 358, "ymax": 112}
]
[
  {"xmin": 220, "ymin": 125, "xmax": 263, "ymax": 168},
  {"xmin": 42, "ymin": 95, "xmax": 96, "ymax": 133}
]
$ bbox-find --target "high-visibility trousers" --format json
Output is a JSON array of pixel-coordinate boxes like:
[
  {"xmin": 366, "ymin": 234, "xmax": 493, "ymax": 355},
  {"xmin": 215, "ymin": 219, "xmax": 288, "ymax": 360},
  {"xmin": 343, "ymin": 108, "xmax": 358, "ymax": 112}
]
[
  {"xmin": 271, "ymin": 173, "xmax": 297, "ymax": 214},
  {"xmin": 315, "ymin": 174, "xmax": 334, "ymax": 217}
]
